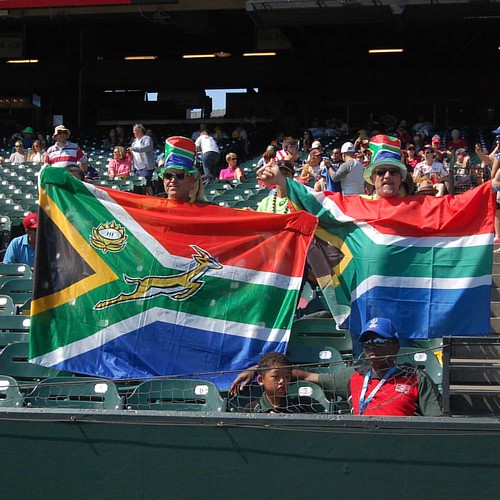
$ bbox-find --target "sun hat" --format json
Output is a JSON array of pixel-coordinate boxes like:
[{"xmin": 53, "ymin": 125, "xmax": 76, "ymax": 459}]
[
  {"xmin": 359, "ymin": 317, "xmax": 399, "ymax": 343},
  {"xmin": 52, "ymin": 125, "xmax": 71, "ymax": 139},
  {"xmin": 311, "ymin": 140, "xmax": 322, "ymax": 149},
  {"xmin": 416, "ymin": 180, "xmax": 437, "ymax": 196},
  {"xmin": 363, "ymin": 134, "xmax": 407, "ymax": 185},
  {"xmin": 22, "ymin": 127, "xmax": 34, "ymax": 134},
  {"xmin": 159, "ymin": 136, "xmax": 196, "ymax": 178}
]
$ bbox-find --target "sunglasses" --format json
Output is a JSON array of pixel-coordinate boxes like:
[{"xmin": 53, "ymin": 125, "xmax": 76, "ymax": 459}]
[
  {"xmin": 58, "ymin": 131, "xmax": 68, "ymax": 135},
  {"xmin": 374, "ymin": 168, "xmax": 400, "ymax": 177},
  {"xmin": 424, "ymin": 150, "xmax": 434, "ymax": 155},
  {"xmin": 362, "ymin": 337, "xmax": 394, "ymax": 346},
  {"xmin": 113, "ymin": 150, "xmax": 120, "ymax": 154},
  {"xmin": 163, "ymin": 172, "xmax": 186, "ymax": 180},
  {"xmin": 228, "ymin": 157, "xmax": 238, "ymax": 161}
]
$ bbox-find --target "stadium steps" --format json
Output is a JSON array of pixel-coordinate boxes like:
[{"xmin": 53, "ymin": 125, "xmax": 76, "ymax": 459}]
[{"xmin": 490, "ymin": 247, "xmax": 500, "ymax": 333}]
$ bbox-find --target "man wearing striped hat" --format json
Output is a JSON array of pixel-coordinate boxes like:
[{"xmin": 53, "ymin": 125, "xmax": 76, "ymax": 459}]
[{"xmin": 157, "ymin": 136, "xmax": 205, "ymax": 204}]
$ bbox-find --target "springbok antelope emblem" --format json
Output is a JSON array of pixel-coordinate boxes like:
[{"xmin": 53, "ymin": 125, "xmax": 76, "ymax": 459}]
[{"xmin": 94, "ymin": 245, "xmax": 222, "ymax": 309}]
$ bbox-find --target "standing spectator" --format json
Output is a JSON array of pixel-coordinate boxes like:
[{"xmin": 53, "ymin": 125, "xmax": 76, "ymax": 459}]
[
  {"xmin": 107, "ymin": 146, "xmax": 132, "ymax": 180},
  {"xmin": 275, "ymin": 137, "xmax": 299, "ymax": 163},
  {"xmin": 102, "ymin": 129, "xmax": 120, "ymax": 149},
  {"xmin": 256, "ymin": 145, "xmax": 276, "ymax": 169},
  {"xmin": 327, "ymin": 142, "xmax": 365, "ymax": 195},
  {"xmin": 45, "ymin": 125, "xmax": 88, "ymax": 170},
  {"xmin": 8, "ymin": 140, "xmax": 28, "ymax": 164},
  {"xmin": 448, "ymin": 129, "xmax": 467, "ymax": 151},
  {"xmin": 27, "ymin": 139, "xmax": 47, "ymax": 164},
  {"xmin": 128, "ymin": 123, "xmax": 155, "ymax": 196},
  {"xmin": 232, "ymin": 124, "xmax": 249, "ymax": 156},
  {"xmin": 322, "ymin": 147, "xmax": 343, "ymax": 193},
  {"xmin": 21, "ymin": 126, "xmax": 35, "ymax": 148},
  {"xmin": 3, "ymin": 213, "xmax": 38, "ymax": 268},
  {"xmin": 195, "ymin": 127, "xmax": 220, "ymax": 183}
]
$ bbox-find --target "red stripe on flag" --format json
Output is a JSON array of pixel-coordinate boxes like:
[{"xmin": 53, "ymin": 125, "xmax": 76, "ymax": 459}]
[
  {"xmin": 102, "ymin": 190, "xmax": 318, "ymax": 277},
  {"xmin": 326, "ymin": 182, "xmax": 495, "ymax": 237}
]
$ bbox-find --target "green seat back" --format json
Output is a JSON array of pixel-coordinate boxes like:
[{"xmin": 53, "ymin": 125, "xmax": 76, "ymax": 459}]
[
  {"xmin": 289, "ymin": 318, "xmax": 353, "ymax": 359},
  {"xmin": 0, "ymin": 278, "xmax": 33, "ymax": 306},
  {"xmin": 0, "ymin": 375, "xmax": 23, "ymax": 408},
  {"xmin": 25, "ymin": 377, "xmax": 123, "ymax": 410},
  {"xmin": 286, "ymin": 345, "xmax": 345, "ymax": 373},
  {"xmin": 126, "ymin": 379, "xmax": 226, "ymax": 412},
  {"xmin": 0, "ymin": 342, "xmax": 60, "ymax": 382},
  {"xmin": 287, "ymin": 381, "xmax": 332, "ymax": 413},
  {"xmin": 0, "ymin": 314, "xmax": 30, "ymax": 333},
  {"xmin": 0, "ymin": 294, "xmax": 16, "ymax": 315}
]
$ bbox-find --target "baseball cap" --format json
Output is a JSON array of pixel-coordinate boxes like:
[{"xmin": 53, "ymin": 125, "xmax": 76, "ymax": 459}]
[
  {"xmin": 359, "ymin": 317, "xmax": 399, "ymax": 343},
  {"xmin": 311, "ymin": 140, "xmax": 322, "ymax": 149},
  {"xmin": 341, "ymin": 142, "xmax": 355, "ymax": 154},
  {"xmin": 23, "ymin": 213, "xmax": 38, "ymax": 230}
]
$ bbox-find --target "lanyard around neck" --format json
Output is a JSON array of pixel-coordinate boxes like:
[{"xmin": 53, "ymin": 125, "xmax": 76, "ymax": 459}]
[{"xmin": 358, "ymin": 366, "xmax": 398, "ymax": 415}]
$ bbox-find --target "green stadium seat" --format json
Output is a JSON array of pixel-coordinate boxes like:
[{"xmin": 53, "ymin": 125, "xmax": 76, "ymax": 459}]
[
  {"xmin": 289, "ymin": 318, "xmax": 353, "ymax": 361},
  {"xmin": 0, "ymin": 375, "xmax": 24, "ymax": 408},
  {"xmin": 287, "ymin": 381, "xmax": 332, "ymax": 413},
  {"xmin": 0, "ymin": 332, "xmax": 29, "ymax": 350},
  {"xmin": 286, "ymin": 345, "xmax": 345, "ymax": 373},
  {"xmin": 25, "ymin": 377, "xmax": 124, "ymax": 410},
  {"xmin": 0, "ymin": 264, "xmax": 33, "ymax": 287},
  {"xmin": 0, "ymin": 342, "xmax": 61, "ymax": 383},
  {"xmin": 0, "ymin": 278, "xmax": 33, "ymax": 306},
  {"xmin": 227, "ymin": 384, "xmax": 263, "ymax": 413},
  {"xmin": 126, "ymin": 379, "xmax": 226, "ymax": 412},
  {"xmin": 0, "ymin": 314, "xmax": 30, "ymax": 333},
  {"xmin": 0, "ymin": 294, "xmax": 16, "ymax": 315}
]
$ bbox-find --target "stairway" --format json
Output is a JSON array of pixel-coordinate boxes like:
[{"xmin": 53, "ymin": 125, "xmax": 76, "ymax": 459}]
[{"xmin": 491, "ymin": 248, "xmax": 500, "ymax": 333}]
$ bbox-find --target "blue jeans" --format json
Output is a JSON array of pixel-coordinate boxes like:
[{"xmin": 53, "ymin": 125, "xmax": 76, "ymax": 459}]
[{"xmin": 202, "ymin": 151, "xmax": 220, "ymax": 178}]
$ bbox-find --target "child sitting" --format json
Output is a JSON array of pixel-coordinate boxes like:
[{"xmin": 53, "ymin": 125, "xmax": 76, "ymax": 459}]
[{"xmin": 246, "ymin": 352, "xmax": 312, "ymax": 413}]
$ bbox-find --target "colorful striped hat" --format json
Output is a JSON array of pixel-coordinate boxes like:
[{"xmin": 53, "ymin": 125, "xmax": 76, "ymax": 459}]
[
  {"xmin": 160, "ymin": 136, "xmax": 196, "ymax": 177},
  {"xmin": 363, "ymin": 134, "xmax": 407, "ymax": 185}
]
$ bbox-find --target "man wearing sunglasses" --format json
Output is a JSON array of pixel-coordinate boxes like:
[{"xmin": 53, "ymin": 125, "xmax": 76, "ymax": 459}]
[
  {"xmin": 230, "ymin": 317, "xmax": 442, "ymax": 417},
  {"xmin": 157, "ymin": 136, "xmax": 206, "ymax": 204}
]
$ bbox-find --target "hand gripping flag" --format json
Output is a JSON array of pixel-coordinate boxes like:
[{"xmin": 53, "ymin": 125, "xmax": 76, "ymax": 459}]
[
  {"xmin": 287, "ymin": 179, "xmax": 496, "ymax": 342},
  {"xmin": 29, "ymin": 168, "xmax": 317, "ymax": 387}
]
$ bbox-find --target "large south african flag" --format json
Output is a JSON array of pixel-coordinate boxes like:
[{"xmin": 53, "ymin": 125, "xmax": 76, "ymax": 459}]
[
  {"xmin": 287, "ymin": 179, "xmax": 496, "ymax": 341},
  {"xmin": 29, "ymin": 168, "xmax": 317, "ymax": 387}
]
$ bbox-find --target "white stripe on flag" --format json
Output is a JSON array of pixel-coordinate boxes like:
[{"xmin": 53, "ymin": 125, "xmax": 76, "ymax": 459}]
[
  {"xmin": 30, "ymin": 307, "xmax": 289, "ymax": 367},
  {"xmin": 352, "ymin": 274, "xmax": 493, "ymax": 299}
]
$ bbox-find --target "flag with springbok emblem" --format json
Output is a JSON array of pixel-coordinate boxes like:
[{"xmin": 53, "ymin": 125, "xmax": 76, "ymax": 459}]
[
  {"xmin": 286, "ymin": 179, "xmax": 495, "ymax": 343},
  {"xmin": 29, "ymin": 167, "xmax": 317, "ymax": 387}
]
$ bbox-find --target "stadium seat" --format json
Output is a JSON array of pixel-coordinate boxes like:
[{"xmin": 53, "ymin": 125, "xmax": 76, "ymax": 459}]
[
  {"xmin": 0, "ymin": 332, "xmax": 29, "ymax": 351},
  {"xmin": 0, "ymin": 314, "xmax": 30, "ymax": 333},
  {"xmin": 0, "ymin": 294, "xmax": 16, "ymax": 315},
  {"xmin": 0, "ymin": 342, "xmax": 61, "ymax": 382},
  {"xmin": 286, "ymin": 345, "xmax": 345, "ymax": 374},
  {"xmin": 25, "ymin": 377, "xmax": 123, "ymax": 410},
  {"xmin": 0, "ymin": 264, "xmax": 33, "ymax": 287},
  {"xmin": 126, "ymin": 379, "xmax": 226, "ymax": 412},
  {"xmin": 227, "ymin": 384, "xmax": 263, "ymax": 413},
  {"xmin": 287, "ymin": 381, "xmax": 332, "ymax": 413},
  {"xmin": 0, "ymin": 278, "xmax": 33, "ymax": 306},
  {"xmin": 0, "ymin": 375, "xmax": 24, "ymax": 408},
  {"xmin": 288, "ymin": 318, "xmax": 353, "ymax": 361}
]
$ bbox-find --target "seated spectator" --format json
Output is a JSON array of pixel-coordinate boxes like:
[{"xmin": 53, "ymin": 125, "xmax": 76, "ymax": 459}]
[
  {"xmin": 102, "ymin": 128, "xmax": 120, "ymax": 149},
  {"xmin": 8, "ymin": 140, "xmax": 28, "ymax": 164},
  {"xmin": 211, "ymin": 126, "xmax": 228, "ymax": 143},
  {"xmin": 300, "ymin": 148, "xmax": 323, "ymax": 185},
  {"xmin": 395, "ymin": 121, "xmax": 412, "ymax": 148},
  {"xmin": 245, "ymin": 352, "xmax": 313, "ymax": 414},
  {"xmin": 256, "ymin": 145, "xmax": 276, "ymax": 169},
  {"xmin": 403, "ymin": 144, "xmax": 421, "ymax": 173},
  {"xmin": 27, "ymin": 139, "xmax": 47, "ymax": 164},
  {"xmin": 413, "ymin": 146, "xmax": 449, "ymax": 196},
  {"xmin": 231, "ymin": 317, "xmax": 442, "ymax": 417},
  {"xmin": 232, "ymin": 124, "xmax": 249, "ymax": 156},
  {"xmin": 219, "ymin": 153, "xmax": 245, "ymax": 183},
  {"xmin": 416, "ymin": 179, "xmax": 437, "ymax": 196},
  {"xmin": 107, "ymin": 146, "xmax": 132, "ymax": 180},
  {"xmin": 275, "ymin": 136, "xmax": 299, "ymax": 163},
  {"xmin": 448, "ymin": 129, "xmax": 467, "ymax": 151},
  {"xmin": 80, "ymin": 162, "xmax": 99, "ymax": 181},
  {"xmin": 309, "ymin": 117, "xmax": 325, "ymax": 138},
  {"xmin": 3, "ymin": 213, "xmax": 38, "ymax": 268},
  {"xmin": 301, "ymin": 129, "xmax": 313, "ymax": 151}
]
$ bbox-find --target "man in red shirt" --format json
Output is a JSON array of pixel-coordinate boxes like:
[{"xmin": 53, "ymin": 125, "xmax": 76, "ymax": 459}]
[{"xmin": 230, "ymin": 317, "xmax": 442, "ymax": 417}]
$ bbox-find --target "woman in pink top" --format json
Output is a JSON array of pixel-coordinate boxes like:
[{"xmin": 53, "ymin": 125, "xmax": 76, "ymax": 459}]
[
  {"xmin": 107, "ymin": 146, "xmax": 132, "ymax": 180},
  {"xmin": 218, "ymin": 153, "xmax": 246, "ymax": 182}
]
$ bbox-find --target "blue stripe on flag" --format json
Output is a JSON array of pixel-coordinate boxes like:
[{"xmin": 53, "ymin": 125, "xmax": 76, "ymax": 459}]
[
  {"xmin": 50, "ymin": 321, "xmax": 287, "ymax": 389},
  {"xmin": 349, "ymin": 284, "xmax": 491, "ymax": 340}
]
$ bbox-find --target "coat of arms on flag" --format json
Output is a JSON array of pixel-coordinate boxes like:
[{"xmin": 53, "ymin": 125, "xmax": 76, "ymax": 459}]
[{"xmin": 29, "ymin": 167, "xmax": 318, "ymax": 387}]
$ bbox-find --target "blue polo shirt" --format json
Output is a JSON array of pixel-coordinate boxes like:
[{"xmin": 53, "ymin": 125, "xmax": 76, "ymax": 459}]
[{"xmin": 3, "ymin": 234, "xmax": 35, "ymax": 267}]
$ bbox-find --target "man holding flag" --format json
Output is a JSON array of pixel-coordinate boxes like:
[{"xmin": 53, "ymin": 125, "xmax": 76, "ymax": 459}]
[{"xmin": 258, "ymin": 135, "xmax": 496, "ymax": 344}]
